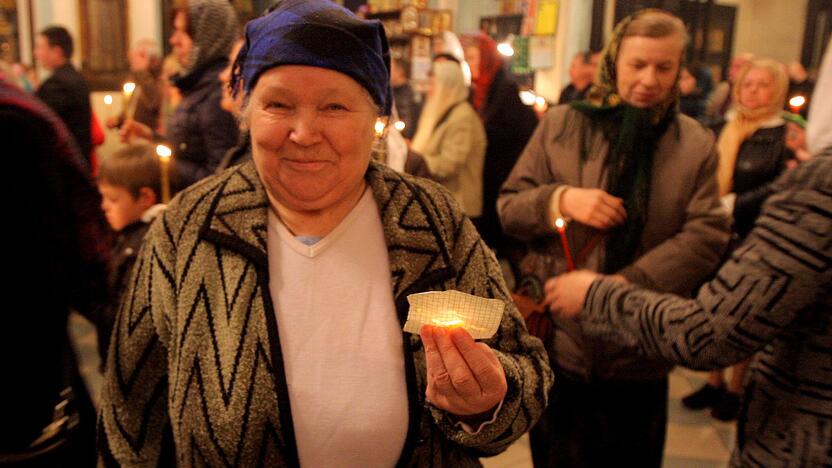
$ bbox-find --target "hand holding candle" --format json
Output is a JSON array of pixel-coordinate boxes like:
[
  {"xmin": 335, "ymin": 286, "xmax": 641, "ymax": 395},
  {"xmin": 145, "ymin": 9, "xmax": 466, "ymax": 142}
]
[{"xmin": 419, "ymin": 325, "xmax": 507, "ymax": 417}]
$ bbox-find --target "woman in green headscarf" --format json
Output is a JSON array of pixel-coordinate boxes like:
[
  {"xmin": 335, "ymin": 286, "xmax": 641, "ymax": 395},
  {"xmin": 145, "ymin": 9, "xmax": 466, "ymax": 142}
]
[{"xmin": 498, "ymin": 9, "xmax": 731, "ymax": 467}]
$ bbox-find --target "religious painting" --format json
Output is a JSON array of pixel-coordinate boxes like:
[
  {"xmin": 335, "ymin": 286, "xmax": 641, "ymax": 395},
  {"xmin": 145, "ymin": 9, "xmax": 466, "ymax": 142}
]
[
  {"xmin": 0, "ymin": 0, "xmax": 19, "ymax": 63},
  {"xmin": 79, "ymin": 0, "xmax": 128, "ymax": 89}
]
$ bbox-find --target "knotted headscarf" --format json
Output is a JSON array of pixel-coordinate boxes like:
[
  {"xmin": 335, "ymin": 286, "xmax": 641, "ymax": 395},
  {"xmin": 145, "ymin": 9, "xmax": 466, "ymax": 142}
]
[
  {"xmin": 570, "ymin": 9, "xmax": 684, "ymax": 274},
  {"xmin": 231, "ymin": 0, "xmax": 392, "ymax": 116}
]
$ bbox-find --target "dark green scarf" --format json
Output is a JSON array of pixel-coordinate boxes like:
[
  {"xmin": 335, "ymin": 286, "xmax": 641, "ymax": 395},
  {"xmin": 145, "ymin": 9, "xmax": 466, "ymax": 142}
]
[{"xmin": 570, "ymin": 9, "xmax": 680, "ymax": 274}]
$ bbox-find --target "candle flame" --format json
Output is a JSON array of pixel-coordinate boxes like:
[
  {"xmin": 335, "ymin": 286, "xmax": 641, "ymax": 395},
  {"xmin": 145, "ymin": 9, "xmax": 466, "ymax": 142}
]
[
  {"xmin": 431, "ymin": 317, "xmax": 464, "ymax": 327},
  {"xmin": 104, "ymin": 94, "xmax": 113, "ymax": 105},
  {"xmin": 123, "ymin": 82, "xmax": 136, "ymax": 95},
  {"xmin": 156, "ymin": 144, "xmax": 172, "ymax": 159},
  {"xmin": 431, "ymin": 310, "xmax": 464, "ymax": 328},
  {"xmin": 555, "ymin": 217, "xmax": 566, "ymax": 229},
  {"xmin": 374, "ymin": 119, "xmax": 386, "ymax": 136},
  {"xmin": 789, "ymin": 95, "xmax": 806, "ymax": 108},
  {"xmin": 394, "ymin": 120, "xmax": 406, "ymax": 131}
]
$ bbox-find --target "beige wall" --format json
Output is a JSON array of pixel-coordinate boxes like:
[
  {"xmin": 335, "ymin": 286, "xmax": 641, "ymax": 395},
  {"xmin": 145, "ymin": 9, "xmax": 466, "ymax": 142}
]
[{"xmin": 719, "ymin": 0, "xmax": 807, "ymax": 65}]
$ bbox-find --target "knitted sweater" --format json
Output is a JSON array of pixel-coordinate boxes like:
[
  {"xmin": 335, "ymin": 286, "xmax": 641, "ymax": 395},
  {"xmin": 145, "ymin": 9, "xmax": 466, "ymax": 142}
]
[
  {"xmin": 582, "ymin": 153, "xmax": 832, "ymax": 467},
  {"xmin": 98, "ymin": 159, "xmax": 553, "ymax": 467}
]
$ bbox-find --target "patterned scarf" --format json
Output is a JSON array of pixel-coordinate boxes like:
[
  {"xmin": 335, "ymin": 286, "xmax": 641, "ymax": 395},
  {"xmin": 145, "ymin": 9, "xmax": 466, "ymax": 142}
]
[
  {"xmin": 177, "ymin": 0, "xmax": 238, "ymax": 83},
  {"xmin": 231, "ymin": 0, "xmax": 392, "ymax": 116},
  {"xmin": 570, "ymin": 10, "xmax": 681, "ymax": 274}
]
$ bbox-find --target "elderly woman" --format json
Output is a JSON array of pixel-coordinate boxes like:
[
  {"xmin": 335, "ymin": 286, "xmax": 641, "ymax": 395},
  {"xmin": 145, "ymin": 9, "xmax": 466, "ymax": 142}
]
[
  {"xmin": 98, "ymin": 1, "xmax": 551, "ymax": 466},
  {"xmin": 682, "ymin": 58, "xmax": 793, "ymax": 419},
  {"xmin": 498, "ymin": 9, "xmax": 730, "ymax": 467},
  {"xmin": 411, "ymin": 60, "xmax": 486, "ymax": 219}
]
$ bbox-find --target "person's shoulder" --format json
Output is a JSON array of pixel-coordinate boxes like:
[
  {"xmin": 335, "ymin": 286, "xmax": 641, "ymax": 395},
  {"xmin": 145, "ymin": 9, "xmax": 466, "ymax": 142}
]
[{"xmin": 674, "ymin": 112, "xmax": 716, "ymax": 152}]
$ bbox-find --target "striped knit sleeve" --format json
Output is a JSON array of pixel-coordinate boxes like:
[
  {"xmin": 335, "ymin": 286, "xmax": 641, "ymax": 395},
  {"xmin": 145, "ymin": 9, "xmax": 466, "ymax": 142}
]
[
  {"xmin": 426, "ymin": 188, "xmax": 554, "ymax": 455},
  {"xmin": 579, "ymin": 156, "xmax": 832, "ymax": 369},
  {"xmin": 98, "ymin": 208, "xmax": 177, "ymax": 466}
]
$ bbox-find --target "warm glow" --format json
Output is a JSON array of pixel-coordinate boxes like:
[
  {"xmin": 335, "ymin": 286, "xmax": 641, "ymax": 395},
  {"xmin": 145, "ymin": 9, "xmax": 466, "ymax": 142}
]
[
  {"xmin": 555, "ymin": 218, "xmax": 566, "ymax": 229},
  {"xmin": 394, "ymin": 120, "xmax": 406, "ymax": 131},
  {"xmin": 789, "ymin": 95, "xmax": 806, "ymax": 108},
  {"xmin": 122, "ymin": 82, "xmax": 136, "ymax": 96},
  {"xmin": 497, "ymin": 42, "xmax": 514, "ymax": 57},
  {"xmin": 519, "ymin": 90, "xmax": 537, "ymax": 106},
  {"xmin": 156, "ymin": 144, "xmax": 172, "ymax": 159},
  {"xmin": 103, "ymin": 94, "xmax": 113, "ymax": 105},
  {"xmin": 374, "ymin": 119, "xmax": 386, "ymax": 136},
  {"xmin": 534, "ymin": 96, "xmax": 547, "ymax": 113},
  {"xmin": 431, "ymin": 311, "xmax": 464, "ymax": 328}
]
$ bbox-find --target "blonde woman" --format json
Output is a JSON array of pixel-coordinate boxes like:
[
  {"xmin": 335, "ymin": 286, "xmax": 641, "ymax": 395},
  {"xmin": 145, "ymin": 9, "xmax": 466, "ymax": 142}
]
[
  {"xmin": 411, "ymin": 60, "xmax": 486, "ymax": 218},
  {"xmin": 683, "ymin": 58, "xmax": 793, "ymax": 420}
]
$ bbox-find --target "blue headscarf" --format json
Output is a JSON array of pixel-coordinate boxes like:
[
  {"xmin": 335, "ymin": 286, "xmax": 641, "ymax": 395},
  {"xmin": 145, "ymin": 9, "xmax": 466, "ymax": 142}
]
[{"xmin": 232, "ymin": 0, "xmax": 392, "ymax": 116}]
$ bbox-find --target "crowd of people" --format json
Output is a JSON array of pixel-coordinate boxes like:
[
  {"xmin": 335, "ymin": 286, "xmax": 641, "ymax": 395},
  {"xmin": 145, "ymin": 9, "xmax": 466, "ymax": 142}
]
[{"xmin": 1, "ymin": 0, "xmax": 830, "ymax": 467}]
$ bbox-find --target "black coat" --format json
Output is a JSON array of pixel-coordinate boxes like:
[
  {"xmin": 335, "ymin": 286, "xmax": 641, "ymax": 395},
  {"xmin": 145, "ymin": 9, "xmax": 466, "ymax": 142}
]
[
  {"xmin": 168, "ymin": 60, "xmax": 239, "ymax": 189},
  {"xmin": 725, "ymin": 124, "xmax": 792, "ymax": 238},
  {"xmin": 36, "ymin": 64, "xmax": 92, "ymax": 161},
  {"xmin": 478, "ymin": 69, "xmax": 539, "ymax": 256},
  {"xmin": 97, "ymin": 221, "xmax": 151, "ymax": 366}
]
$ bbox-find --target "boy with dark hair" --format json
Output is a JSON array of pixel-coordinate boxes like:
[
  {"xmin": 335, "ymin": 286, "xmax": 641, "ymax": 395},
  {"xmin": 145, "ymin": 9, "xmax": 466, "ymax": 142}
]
[
  {"xmin": 96, "ymin": 143, "xmax": 166, "ymax": 364},
  {"xmin": 34, "ymin": 25, "xmax": 92, "ymax": 164}
]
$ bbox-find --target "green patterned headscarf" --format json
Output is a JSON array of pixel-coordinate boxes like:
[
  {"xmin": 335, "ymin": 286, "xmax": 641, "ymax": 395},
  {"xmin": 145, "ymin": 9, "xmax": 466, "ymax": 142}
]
[{"xmin": 570, "ymin": 9, "xmax": 684, "ymax": 274}]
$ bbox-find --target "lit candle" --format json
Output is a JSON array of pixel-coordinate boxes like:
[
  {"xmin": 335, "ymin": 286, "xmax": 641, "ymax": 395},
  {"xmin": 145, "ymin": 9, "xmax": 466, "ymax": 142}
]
[
  {"xmin": 555, "ymin": 218, "xmax": 575, "ymax": 271},
  {"xmin": 103, "ymin": 94, "xmax": 113, "ymax": 121},
  {"xmin": 122, "ymin": 82, "xmax": 136, "ymax": 99},
  {"xmin": 374, "ymin": 118, "xmax": 386, "ymax": 137},
  {"xmin": 431, "ymin": 310, "xmax": 464, "ymax": 328},
  {"xmin": 394, "ymin": 120, "xmax": 406, "ymax": 132},
  {"xmin": 789, "ymin": 95, "xmax": 806, "ymax": 114},
  {"xmin": 156, "ymin": 144, "xmax": 172, "ymax": 203}
]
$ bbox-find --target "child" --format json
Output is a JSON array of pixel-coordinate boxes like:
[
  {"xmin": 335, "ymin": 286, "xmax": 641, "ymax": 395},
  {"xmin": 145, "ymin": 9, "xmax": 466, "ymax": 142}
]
[{"xmin": 96, "ymin": 142, "xmax": 166, "ymax": 366}]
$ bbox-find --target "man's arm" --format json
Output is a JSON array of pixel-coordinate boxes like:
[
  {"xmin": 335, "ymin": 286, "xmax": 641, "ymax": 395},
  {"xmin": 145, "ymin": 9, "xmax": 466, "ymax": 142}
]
[{"xmin": 582, "ymin": 163, "xmax": 831, "ymax": 368}]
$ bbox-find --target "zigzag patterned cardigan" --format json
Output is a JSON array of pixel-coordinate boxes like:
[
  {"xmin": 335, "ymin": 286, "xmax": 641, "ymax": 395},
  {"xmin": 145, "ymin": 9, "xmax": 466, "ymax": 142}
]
[
  {"xmin": 99, "ymin": 160, "xmax": 553, "ymax": 467},
  {"xmin": 582, "ymin": 153, "xmax": 832, "ymax": 467}
]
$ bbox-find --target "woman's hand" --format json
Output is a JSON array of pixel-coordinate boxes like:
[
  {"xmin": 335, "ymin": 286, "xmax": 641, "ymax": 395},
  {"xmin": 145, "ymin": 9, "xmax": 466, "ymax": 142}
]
[
  {"xmin": 543, "ymin": 270, "xmax": 605, "ymax": 318},
  {"xmin": 118, "ymin": 118, "xmax": 154, "ymax": 143},
  {"xmin": 560, "ymin": 188, "xmax": 627, "ymax": 230},
  {"xmin": 420, "ymin": 325, "xmax": 507, "ymax": 418}
]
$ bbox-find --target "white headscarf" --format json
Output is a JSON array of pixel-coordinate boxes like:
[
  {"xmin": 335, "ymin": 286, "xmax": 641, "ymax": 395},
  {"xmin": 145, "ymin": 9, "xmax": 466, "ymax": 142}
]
[
  {"xmin": 411, "ymin": 60, "xmax": 470, "ymax": 153},
  {"xmin": 807, "ymin": 38, "xmax": 832, "ymax": 156}
]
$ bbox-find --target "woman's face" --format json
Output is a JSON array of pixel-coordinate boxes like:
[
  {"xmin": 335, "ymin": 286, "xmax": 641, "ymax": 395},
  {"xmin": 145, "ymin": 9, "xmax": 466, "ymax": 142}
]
[
  {"xmin": 738, "ymin": 67, "xmax": 776, "ymax": 110},
  {"xmin": 170, "ymin": 11, "xmax": 193, "ymax": 67},
  {"xmin": 248, "ymin": 65, "xmax": 378, "ymax": 213},
  {"xmin": 615, "ymin": 35, "xmax": 683, "ymax": 108}
]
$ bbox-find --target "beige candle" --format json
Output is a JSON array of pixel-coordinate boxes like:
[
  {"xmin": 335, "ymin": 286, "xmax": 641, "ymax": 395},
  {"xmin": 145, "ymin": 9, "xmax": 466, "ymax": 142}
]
[{"xmin": 156, "ymin": 144, "xmax": 172, "ymax": 203}]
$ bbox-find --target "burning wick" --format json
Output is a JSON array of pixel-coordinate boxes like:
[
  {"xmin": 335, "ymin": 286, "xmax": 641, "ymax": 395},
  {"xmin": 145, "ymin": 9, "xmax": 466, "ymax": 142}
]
[{"xmin": 555, "ymin": 218, "xmax": 576, "ymax": 271}]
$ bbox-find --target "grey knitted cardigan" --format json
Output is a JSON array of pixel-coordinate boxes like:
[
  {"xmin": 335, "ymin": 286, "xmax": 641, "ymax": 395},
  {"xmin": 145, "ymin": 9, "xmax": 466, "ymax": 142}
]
[
  {"xmin": 582, "ymin": 153, "xmax": 832, "ymax": 467},
  {"xmin": 98, "ymin": 160, "xmax": 553, "ymax": 467}
]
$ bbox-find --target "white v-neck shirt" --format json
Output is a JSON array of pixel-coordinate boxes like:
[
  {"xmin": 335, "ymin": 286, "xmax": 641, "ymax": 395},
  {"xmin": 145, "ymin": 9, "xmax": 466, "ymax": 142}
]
[{"xmin": 267, "ymin": 188, "xmax": 409, "ymax": 467}]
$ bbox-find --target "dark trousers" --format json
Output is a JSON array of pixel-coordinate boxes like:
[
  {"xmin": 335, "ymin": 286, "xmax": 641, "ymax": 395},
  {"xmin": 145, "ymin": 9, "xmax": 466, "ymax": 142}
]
[{"xmin": 530, "ymin": 371, "xmax": 668, "ymax": 468}]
